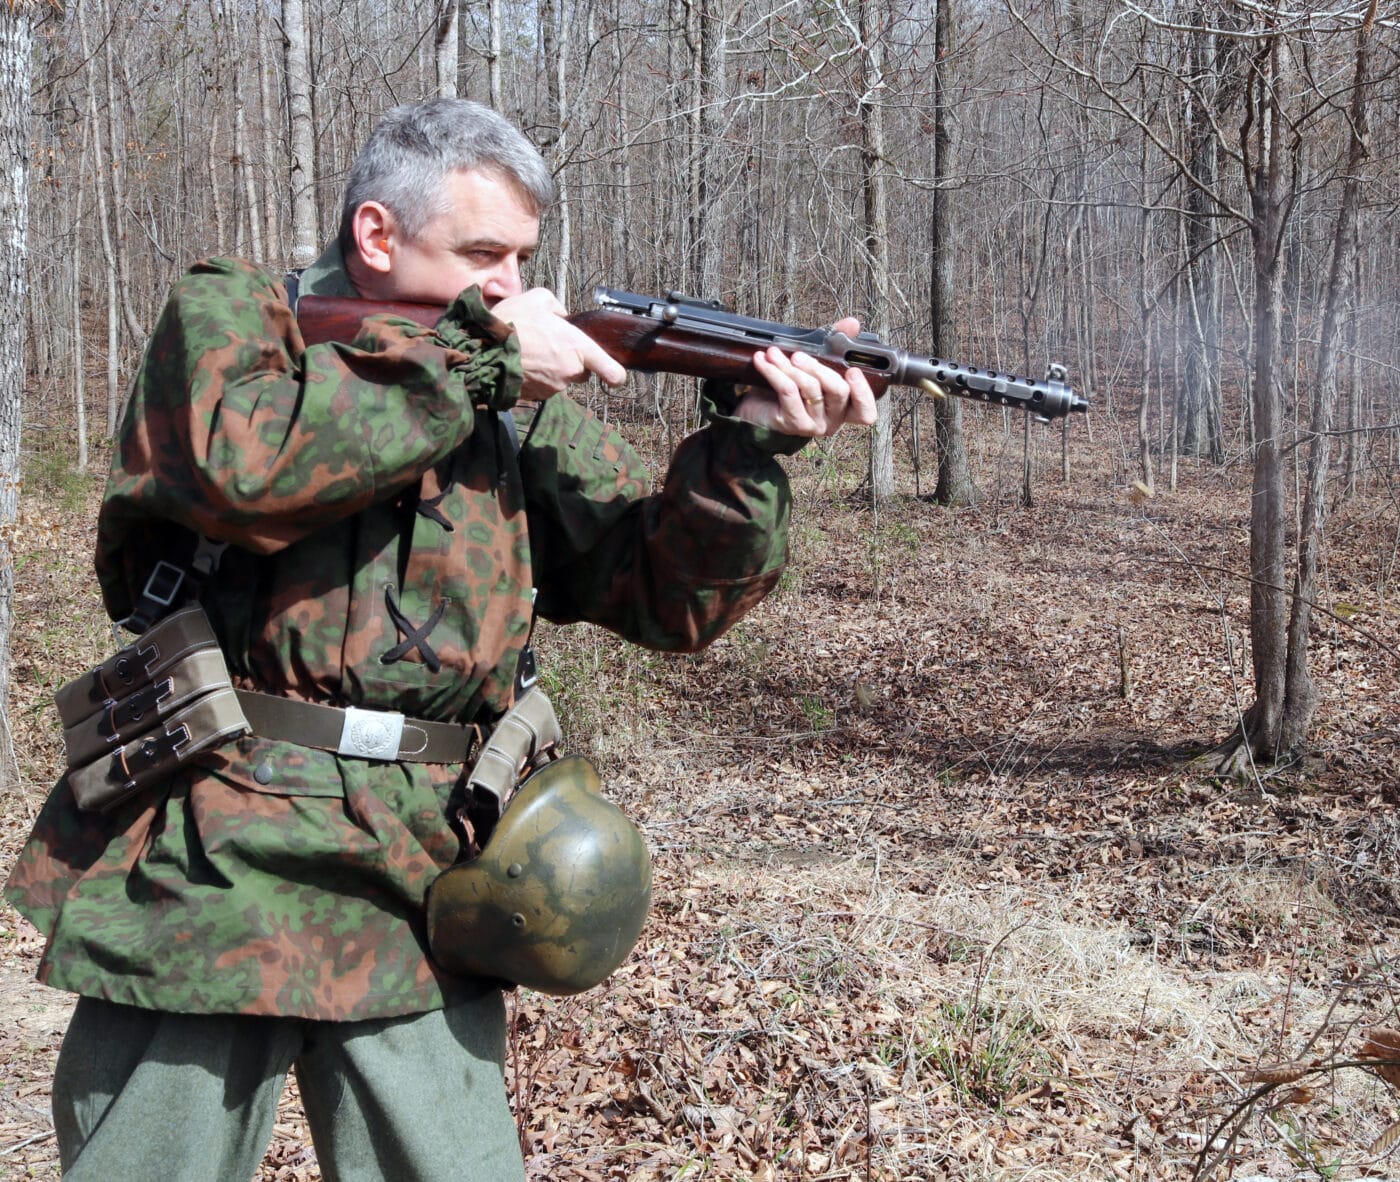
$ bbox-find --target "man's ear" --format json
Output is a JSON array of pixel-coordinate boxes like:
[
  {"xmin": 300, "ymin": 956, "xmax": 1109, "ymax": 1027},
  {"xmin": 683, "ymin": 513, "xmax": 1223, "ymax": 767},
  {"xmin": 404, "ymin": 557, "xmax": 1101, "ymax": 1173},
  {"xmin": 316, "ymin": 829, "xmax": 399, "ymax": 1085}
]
[{"xmin": 349, "ymin": 202, "xmax": 395, "ymax": 274}]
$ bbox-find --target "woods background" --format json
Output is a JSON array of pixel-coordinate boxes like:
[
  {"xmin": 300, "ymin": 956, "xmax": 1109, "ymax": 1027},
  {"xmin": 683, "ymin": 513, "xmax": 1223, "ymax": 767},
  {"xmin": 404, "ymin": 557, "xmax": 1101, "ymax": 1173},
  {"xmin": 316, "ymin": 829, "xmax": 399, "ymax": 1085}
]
[
  {"xmin": 15, "ymin": 0, "xmax": 1400, "ymax": 452},
  {"xmin": 3, "ymin": 1, "xmax": 1400, "ymax": 1179}
]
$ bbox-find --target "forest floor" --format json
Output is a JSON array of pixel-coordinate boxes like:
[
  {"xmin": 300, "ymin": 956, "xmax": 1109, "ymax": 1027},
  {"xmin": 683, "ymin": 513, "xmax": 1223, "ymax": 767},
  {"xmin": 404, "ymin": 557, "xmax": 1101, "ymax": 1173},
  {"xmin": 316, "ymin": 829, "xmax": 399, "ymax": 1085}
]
[{"xmin": 2, "ymin": 413, "xmax": 1399, "ymax": 1181}]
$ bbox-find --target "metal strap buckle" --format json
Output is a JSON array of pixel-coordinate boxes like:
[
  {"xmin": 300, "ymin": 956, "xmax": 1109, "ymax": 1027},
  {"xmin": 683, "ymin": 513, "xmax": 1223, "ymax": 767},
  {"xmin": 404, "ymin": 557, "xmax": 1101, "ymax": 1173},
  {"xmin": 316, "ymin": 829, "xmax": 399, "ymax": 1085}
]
[
  {"xmin": 123, "ymin": 561, "xmax": 188, "ymax": 635},
  {"xmin": 337, "ymin": 706, "xmax": 406, "ymax": 760},
  {"xmin": 515, "ymin": 644, "xmax": 538, "ymax": 694},
  {"xmin": 141, "ymin": 561, "xmax": 186, "ymax": 610}
]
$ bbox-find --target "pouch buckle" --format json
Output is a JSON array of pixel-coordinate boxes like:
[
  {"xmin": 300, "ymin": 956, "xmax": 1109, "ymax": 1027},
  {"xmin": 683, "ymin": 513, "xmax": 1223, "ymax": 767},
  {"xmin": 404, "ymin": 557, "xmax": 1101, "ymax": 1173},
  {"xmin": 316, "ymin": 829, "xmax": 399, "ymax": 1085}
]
[
  {"xmin": 100, "ymin": 677, "xmax": 175, "ymax": 741},
  {"xmin": 117, "ymin": 722, "xmax": 192, "ymax": 783}
]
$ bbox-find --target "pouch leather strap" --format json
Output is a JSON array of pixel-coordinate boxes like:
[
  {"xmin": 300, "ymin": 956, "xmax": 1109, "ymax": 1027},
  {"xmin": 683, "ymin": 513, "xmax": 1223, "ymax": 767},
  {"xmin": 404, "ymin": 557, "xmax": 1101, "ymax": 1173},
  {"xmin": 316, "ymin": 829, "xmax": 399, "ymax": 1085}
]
[
  {"xmin": 234, "ymin": 690, "xmax": 474, "ymax": 764},
  {"xmin": 465, "ymin": 688, "xmax": 561, "ymax": 814},
  {"xmin": 56, "ymin": 603, "xmax": 220, "ymax": 728}
]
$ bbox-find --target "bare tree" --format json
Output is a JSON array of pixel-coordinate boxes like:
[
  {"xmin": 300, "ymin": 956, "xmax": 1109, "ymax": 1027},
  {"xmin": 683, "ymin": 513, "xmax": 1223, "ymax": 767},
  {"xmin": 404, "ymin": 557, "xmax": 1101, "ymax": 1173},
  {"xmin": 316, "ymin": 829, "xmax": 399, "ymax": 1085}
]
[
  {"xmin": 683, "ymin": 0, "xmax": 726, "ymax": 299},
  {"xmin": 1276, "ymin": 0, "xmax": 1378, "ymax": 758},
  {"xmin": 283, "ymin": 0, "xmax": 317, "ymax": 268},
  {"xmin": 1178, "ymin": 10, "xmax": 1227, "ymax": 463},
  {"xmin": 538, "ymin": 0, "xmax": 571, "ymax": 303},
  {"xmin": 859, "ymin": 0, "xmax": 895, "ymax": 502},
  {"xmin": 1219, "ymin": 33, "xmax": 1300, "ymax": 770},
  {"xmin": 226, "ymin": 0, "xmax": 264, "ymax": 261},
  {"xmin": 1010, "ymin": 0, "xmax": 1393, "ymax": 770},
  {"xmin": 97, "ymin": 0, "xmax": 143, "ymax": 349},
  {"xmin": 0, "ymin": 0, "xmax": 39, "ymax": 783},
  {"xmin": 931, "ymin": 0, "xmax": 976, "ymax": 507}
]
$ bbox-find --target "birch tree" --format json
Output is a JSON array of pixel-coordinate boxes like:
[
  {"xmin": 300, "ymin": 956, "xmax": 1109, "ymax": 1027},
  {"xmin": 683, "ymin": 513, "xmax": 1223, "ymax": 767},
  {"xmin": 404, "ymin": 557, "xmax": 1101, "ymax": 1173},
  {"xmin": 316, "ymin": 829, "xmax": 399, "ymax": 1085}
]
[
  {"xmin": 859, "ymin": 0, "xmax": 895, "ymax": 502},
  {"xmin": 0, "ymin": 0, "xmax": 38, "ymax": 782},
  {"xmin": 283, "ymin": 0, "xmax": 317, "ymax": 267}
]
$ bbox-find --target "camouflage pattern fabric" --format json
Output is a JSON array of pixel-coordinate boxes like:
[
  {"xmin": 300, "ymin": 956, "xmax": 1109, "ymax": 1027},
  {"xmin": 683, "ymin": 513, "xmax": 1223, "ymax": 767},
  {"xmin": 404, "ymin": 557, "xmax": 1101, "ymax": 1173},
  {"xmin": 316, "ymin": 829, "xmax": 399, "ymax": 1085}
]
[{"xmin": 4, "ymin": 248, "xmax": 805, "ymax": 1020}]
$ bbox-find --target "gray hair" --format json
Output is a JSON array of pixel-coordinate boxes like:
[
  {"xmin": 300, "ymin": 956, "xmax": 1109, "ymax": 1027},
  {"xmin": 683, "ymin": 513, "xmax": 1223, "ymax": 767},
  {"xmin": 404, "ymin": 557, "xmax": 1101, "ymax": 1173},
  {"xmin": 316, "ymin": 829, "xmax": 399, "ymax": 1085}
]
[{"xmin": 339, "ymin": 99, "xmax": 553, "ymax": 247}]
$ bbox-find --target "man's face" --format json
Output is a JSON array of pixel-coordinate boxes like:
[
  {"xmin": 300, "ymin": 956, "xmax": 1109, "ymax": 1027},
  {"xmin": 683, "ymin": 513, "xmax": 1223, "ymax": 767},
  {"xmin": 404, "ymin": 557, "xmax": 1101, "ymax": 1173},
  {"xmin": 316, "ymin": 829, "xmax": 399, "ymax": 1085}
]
[{"xmin": 381, "ymin": 168, "xmax": 541, "ymax": 306}]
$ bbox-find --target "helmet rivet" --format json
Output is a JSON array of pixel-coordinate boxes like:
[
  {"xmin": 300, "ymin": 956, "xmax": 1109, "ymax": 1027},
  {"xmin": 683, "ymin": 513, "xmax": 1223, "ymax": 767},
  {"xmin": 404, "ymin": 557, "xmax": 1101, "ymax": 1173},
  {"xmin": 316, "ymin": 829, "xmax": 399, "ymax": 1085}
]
[
  {"xmin": 511, "ymin": 913, "xmax": 526, "ymax": 928},
  {"xmin": 507, "ymin": 862, "xmax": 524, "ymax": 878}
]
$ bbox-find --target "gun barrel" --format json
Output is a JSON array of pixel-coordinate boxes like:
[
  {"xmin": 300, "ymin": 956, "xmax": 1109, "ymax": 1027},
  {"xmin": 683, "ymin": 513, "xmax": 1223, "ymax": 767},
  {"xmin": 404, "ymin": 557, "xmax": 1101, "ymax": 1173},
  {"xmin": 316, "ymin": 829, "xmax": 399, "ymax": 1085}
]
[{"xmin": 899, "ymin": 354, "xmax": 1087, "ymax": 419}]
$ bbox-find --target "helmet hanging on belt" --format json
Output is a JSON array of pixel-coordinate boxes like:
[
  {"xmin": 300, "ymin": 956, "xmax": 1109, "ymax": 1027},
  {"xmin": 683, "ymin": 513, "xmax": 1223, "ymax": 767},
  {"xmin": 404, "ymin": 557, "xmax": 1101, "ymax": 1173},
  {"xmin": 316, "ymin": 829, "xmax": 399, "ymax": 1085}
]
[{"xmin": 426, "ymin": 754, "xmax": 652, "ymax": 995}]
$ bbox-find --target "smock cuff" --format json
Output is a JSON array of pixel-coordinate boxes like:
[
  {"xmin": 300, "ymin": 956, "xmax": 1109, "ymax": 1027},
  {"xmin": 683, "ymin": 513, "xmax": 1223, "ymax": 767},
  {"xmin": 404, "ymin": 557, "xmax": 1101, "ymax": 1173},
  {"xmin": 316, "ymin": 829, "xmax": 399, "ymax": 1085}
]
[
  {"xmin": 436, "ymin": 287, "xmax": 524, "ymax": 411},
  {"xmin": 700, "ymin": 380, "xmax": 810, "ymax": 457}
]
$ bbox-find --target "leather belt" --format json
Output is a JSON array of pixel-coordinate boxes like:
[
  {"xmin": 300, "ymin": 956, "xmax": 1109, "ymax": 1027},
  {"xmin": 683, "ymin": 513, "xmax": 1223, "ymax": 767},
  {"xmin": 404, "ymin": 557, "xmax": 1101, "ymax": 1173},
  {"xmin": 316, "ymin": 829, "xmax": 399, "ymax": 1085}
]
[{"xmin": 235, "ymin": 690, "xmax": 474, "ymax": 764}]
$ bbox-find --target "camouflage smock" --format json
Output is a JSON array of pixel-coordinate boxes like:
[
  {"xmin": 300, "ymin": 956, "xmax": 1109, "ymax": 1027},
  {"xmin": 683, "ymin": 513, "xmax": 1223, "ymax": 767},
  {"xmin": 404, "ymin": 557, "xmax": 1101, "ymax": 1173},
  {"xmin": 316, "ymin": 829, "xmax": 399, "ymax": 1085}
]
[{"xmin": 4, "ymin": 249, "xmax": 806, "ymax": 1020}]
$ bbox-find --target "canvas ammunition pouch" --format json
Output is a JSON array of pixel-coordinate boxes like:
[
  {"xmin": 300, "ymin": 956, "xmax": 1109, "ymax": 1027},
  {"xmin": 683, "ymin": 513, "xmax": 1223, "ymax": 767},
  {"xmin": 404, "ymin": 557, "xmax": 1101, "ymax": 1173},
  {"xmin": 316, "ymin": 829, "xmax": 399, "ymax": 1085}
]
[{"xmin": 55, "ymin": 604, "xmax": 249, "ymax": 812}]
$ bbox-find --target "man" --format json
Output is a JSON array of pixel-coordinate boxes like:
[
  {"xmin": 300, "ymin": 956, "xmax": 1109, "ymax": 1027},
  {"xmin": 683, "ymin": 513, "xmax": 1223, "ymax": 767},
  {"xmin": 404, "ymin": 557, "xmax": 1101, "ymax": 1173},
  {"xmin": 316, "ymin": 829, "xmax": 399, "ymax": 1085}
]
[{"xmin": 5, "ymin": 98, "xmax": 875, "ymax": 1180}]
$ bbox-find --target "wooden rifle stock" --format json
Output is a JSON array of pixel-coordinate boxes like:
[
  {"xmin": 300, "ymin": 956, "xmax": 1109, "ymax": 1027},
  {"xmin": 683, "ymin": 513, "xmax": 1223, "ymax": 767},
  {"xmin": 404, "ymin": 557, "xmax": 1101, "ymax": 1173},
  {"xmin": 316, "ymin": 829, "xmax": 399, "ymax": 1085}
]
[
  {"xmin": 296, "ymin": 296, "xmax": 443, "ymax": 348},
  {"xmin": 294, "ymin": 294, "xmax": 850, "ymax": 393}
]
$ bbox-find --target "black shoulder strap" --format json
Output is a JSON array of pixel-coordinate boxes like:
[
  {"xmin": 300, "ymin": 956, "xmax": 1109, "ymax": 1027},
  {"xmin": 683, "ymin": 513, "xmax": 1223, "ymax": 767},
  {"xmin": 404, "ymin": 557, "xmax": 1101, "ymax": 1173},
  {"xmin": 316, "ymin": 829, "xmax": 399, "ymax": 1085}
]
[
  {"xmin": 494, "ymin": 407, "xmax": 539, "ymax": 696},
  {"xmin": 499, "ymin": 407, "xmax": 521, "ymax": 454},
  {"xmin": 284, "ymin": 269, "xmax": 303, "ymax": 314},
  {"xmin": 124, "ymin": 535, "xmax": 228, "ymax": 635}
]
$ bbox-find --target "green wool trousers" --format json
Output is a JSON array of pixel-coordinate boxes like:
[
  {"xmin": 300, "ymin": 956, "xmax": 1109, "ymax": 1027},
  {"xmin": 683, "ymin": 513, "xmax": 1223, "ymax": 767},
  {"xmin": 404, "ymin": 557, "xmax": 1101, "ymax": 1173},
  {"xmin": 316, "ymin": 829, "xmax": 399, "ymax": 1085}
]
[{"xmin": 52, "ymin": 993, "xmax": 526, "ymax": 1182}]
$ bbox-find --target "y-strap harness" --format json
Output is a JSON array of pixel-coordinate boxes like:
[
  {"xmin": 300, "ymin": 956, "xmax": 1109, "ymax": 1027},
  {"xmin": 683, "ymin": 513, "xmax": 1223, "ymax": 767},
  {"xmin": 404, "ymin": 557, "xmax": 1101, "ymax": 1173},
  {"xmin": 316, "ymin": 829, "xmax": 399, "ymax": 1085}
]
[{"xmin": 122, "ymin": 273, "xmax": 541, "ymax": 767}]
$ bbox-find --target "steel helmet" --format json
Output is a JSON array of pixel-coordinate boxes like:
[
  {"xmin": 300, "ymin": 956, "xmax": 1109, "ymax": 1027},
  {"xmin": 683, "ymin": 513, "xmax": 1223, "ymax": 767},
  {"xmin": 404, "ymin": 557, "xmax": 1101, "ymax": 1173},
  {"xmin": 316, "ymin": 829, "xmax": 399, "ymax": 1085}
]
[{"xmin": 426, "ymin": 755, "xmax": 652, "ymax": 995}]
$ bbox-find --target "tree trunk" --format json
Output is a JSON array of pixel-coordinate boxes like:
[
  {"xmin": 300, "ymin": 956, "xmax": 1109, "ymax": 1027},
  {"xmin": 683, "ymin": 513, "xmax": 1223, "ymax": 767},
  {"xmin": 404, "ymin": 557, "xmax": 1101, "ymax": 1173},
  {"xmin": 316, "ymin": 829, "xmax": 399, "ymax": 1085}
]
[
  {"xmin": 859, "ymin": 0, "xmax": 894, "ymax": 501},
  {"xmin": 1135, "ymin": 189, "xmax": 1155, "ymax": 495},
  {"xmin": 931, "ymin": 0, "xmax": 975, "ymax": 507},
  {"xmin": 1219, "ymin": 37, "xmax": 1296, "ymax": 772},
  {"xmin": 685, "ymin": 0, "xmax": 724, "ymax": 299},
  {"xmin": 0, "ymin": 0, "xmax": 36, "ymax": 783},
  {"xmin": 435, "ymin": 0, "xmax": 459, "ymax": 98},
  {"xmin": 71, "ymin": 123, "xmax": 89, "ymax": 473},
  {"xmin": 612, "ymin": 0, "xmax": 632, "ymax": 290},
  {"xmin": 98, "ymin": 0, "xmax": 144, "ymax": 352},
  {"xmin": 257, "ymin": 19, "xmax": 281, "ymax": 262},
  {"xmin": 486, "ymin": 0, "xmax": 502, "ymax": 108},
  {"xmin": 75, "ymin": 0, "xmax": 123, "ymax": 434},
  {"xmin": 208, "ymin": 108, "xmax": 228, "ymax": 250},
  {"xmin": 283, "ymin": 0, "xmax": 318, "ymax": 267},
  {"xmin": 226, "ymin": 0, "xmax": 263, "ymax": 262},
  {"xmin": 1342, "ymin": 251, "xmax": 1362, "ymax": 499},
  {"xmin": 1179, "ymin": 15, "xmax": 1223, "ymax": 463},
  {"xmin": 539, "ymin": 0, "xmax": 570, "ymax": 302},
  {"xmin": 1279, "ymin": 0, "xmax": 1376, "ymax": 755}
]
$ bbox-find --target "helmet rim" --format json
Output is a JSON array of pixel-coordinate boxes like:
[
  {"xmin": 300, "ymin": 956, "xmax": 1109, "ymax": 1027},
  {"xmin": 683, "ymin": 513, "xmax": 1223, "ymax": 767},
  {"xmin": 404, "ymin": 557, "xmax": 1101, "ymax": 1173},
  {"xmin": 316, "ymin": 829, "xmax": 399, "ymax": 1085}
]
[{"xmin": 426, "ymin": 755, "xmax": 652, "ymax": 994}]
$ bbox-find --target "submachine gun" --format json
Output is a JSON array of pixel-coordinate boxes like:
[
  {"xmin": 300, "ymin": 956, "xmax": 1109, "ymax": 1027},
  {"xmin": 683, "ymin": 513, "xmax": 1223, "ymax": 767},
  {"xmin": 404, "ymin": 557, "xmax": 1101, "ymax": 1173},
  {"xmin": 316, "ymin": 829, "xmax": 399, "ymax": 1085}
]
[{"xmin": 297, "ymin": 285, "xmax": 1088, "ymax": 421}]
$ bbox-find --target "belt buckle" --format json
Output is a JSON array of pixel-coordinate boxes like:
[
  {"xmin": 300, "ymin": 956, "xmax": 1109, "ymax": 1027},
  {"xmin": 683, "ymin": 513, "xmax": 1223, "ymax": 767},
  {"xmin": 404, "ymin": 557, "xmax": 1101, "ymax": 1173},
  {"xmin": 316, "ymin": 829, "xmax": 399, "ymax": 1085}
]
[{"xmin": 338, "ymin": 706, "xmax": 406, "ymax": 760}]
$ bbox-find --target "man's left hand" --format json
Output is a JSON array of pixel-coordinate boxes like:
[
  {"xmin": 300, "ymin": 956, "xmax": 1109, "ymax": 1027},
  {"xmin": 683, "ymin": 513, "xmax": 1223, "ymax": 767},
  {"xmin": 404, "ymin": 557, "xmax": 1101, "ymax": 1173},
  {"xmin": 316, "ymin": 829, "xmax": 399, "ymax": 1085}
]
[{"xmin": 733, "ymin": 316, "xmax": 879, "ymax": 438}]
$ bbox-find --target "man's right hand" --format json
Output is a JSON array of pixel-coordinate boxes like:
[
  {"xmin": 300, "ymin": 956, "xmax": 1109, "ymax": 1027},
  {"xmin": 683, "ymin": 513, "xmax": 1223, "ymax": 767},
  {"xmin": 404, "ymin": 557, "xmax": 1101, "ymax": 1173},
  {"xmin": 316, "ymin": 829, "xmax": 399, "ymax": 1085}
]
[{"xmin": 492, "ymin": 288, "xmax": 627, "ymax": 398}]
